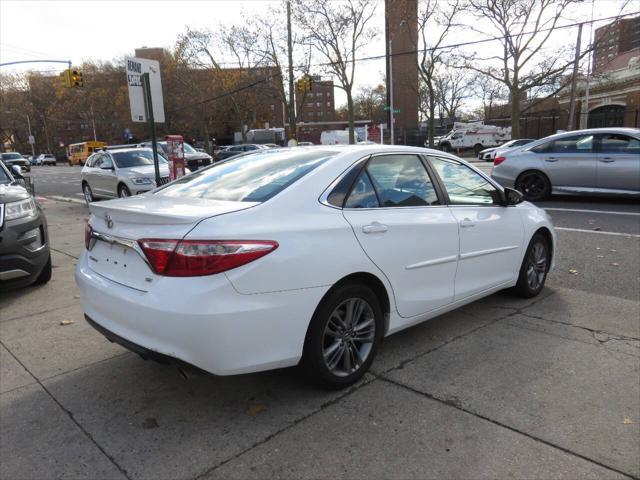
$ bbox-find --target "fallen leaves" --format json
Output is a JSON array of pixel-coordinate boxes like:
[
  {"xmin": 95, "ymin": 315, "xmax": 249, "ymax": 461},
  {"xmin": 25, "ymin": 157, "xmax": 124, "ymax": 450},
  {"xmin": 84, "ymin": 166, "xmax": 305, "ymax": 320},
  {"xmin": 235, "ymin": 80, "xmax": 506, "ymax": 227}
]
[
  {"xmin": 610, "ymin": 262, "xmax": 620, "ymax": 267},
  {"xmin": 246, "ymin": 403, "xmax": 268, "ymax": 417},
  {"xmin": 60, "ymin": 320, "xmax": 74, "ymax": 326},
  {"xmin": 568, "ymin": 268, "xmax": 579, "ymax": 275},
  {"xmin": 623, "ymin": 418, "xmax": 633, "ymax": 425}
]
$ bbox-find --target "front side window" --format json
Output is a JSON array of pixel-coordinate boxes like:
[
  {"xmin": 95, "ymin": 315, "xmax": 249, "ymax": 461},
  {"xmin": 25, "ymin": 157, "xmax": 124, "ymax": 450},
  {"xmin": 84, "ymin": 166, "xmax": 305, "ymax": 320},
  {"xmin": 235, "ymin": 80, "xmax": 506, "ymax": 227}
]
[
  {"xmin": 429, "ymin": 157, "xmax": 500, "ymax": 205},
  {"xmin": 547, "ymin": 134, "xmax": 594, "ymax": 154},
  {"xmin": 157, "ymin": 149, "xmax": 334, "ymax": 203},
  {"xmin": 598, "ymin": 134, "xmax": 640, "ymax": 153}
]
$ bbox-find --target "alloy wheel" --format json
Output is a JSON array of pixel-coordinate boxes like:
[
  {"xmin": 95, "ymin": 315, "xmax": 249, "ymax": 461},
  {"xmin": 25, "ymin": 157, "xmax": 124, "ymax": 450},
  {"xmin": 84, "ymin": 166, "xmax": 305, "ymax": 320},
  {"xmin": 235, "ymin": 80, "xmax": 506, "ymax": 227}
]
[
  {"xmin": 526, "ymin": 241, "xmax": 547, "ymax": 290},
  {"xmin": 518, "ymin": 172, "xmax": 547, "ymax": 201},
  {"xmin": 322, "ymin": 297, "xmax": 376, "ymax": 377},
  {"xmin": 83, "ymin": 185, "xmax": 93, "ymax": 204}
]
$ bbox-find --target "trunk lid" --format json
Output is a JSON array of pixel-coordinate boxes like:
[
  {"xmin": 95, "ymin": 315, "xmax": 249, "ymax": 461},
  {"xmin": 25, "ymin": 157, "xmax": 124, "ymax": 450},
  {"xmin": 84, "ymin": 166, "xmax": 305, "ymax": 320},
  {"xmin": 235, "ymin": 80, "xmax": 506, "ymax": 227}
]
[{"xmin": 86, "ymin": 196, "xmax": 258, "ymax": 290}]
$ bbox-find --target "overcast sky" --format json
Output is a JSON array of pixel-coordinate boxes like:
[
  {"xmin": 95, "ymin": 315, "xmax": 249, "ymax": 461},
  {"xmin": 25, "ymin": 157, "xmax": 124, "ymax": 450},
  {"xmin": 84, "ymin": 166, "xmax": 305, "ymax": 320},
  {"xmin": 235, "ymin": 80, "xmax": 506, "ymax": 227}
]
[{"xmin": 0, "ymin": 0, "xmax": 635, "ymax": 107}]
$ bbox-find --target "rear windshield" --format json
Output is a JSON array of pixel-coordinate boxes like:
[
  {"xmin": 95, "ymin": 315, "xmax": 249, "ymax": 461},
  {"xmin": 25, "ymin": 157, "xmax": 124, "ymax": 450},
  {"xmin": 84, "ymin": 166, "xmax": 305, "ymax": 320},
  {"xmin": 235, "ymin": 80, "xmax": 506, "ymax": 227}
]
[
  {"xmin": 112, "ymin": 150, "xmax": 167, "ymax": 168},
  {"xmin": 156, "ymin": 149, "xmax": 334, "ymax": 202},
  {"xmin": 1, "ymin": 153, "xmax": 23, "ymax": 160}
]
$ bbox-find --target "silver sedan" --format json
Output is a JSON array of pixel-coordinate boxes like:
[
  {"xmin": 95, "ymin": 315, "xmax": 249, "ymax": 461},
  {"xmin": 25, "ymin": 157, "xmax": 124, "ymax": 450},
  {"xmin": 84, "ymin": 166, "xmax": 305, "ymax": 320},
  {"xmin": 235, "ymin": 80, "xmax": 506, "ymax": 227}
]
[{"xmin": 491, "ymin": 128, "xmax": 640, "ymax": 201}]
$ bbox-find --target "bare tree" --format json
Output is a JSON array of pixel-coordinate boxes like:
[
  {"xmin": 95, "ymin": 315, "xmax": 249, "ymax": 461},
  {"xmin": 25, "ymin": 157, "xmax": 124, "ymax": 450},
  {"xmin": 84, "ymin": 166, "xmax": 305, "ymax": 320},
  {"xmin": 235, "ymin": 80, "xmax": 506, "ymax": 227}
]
[
  {"xmin": 353, "ymin": 84, "xmax": 386, "ymax": 123},
  {"xmin": 434, "ymin": 66, "xmax": 473, "ymax": 122},
  {"xmin": 461, "ymin": 0, "xmax": 585, "ymax": 137},
  {"xmin": 413, "ymin": 0, "xmax": 461, "ymax": 147},
  {"xmin": 293, "ymin": 0, "xmax": 378, "ymax": 144}
]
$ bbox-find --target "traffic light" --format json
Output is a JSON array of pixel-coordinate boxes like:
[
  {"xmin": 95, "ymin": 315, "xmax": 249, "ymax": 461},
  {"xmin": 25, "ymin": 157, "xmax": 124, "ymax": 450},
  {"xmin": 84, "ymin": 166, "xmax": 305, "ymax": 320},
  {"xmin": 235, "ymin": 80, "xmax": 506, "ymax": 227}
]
[
  {"xmin": 296, "ymin": 75, "xmax": 313, "ymax": 93},
  {"xmin": 70, "ymin": 69, "xmax": 84, "ymax": 87},
  {"xmin": 60, "ymin": 69, "xmax": 71, "ymax": 88},
  {"xmin": 60, "ymin": 68, "xmax": 84, "ymax": 88}
]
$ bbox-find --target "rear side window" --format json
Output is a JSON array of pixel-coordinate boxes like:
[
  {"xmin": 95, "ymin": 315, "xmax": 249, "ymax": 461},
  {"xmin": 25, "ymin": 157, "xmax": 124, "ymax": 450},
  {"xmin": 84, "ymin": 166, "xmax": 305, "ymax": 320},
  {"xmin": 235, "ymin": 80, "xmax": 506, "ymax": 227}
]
[
  {"xmin": 157, "ymin": 149, "xmax": 334, "ymax": 203},
  {"xmin": 344, "ymin": 154, "xmax": 440, "ymax": 208},
  {"xmin": 546, "ymin": 134, "xmax": 594, "ymax": 154}
]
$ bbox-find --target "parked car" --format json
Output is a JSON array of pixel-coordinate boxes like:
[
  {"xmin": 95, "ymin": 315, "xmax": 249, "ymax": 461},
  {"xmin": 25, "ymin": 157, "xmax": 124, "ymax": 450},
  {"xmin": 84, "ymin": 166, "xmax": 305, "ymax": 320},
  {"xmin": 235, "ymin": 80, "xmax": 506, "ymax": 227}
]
[
  {"xmin": 478, "ymin": 139, "xmax": 535, "ymax": 161},
  {"xmin": 81, "ymin": 147, "xmax": 171, "ymax": 203},
  {"xmin": 37, "ymin": 153, "xmax": 57, "ymax": 166},
  {"xmin": 1, "ymin": 152, "xmax": 31, "ymax": 172},
  {"xmin": 491, "ymin": 128, "xmax": 640, "ymax": 201},
  {"xmin": 0, "ymin": 160, "xmax": 51, "ymax": 290},
  {"xmin": 76, "ymin": 145, "xmax": 555, "ymax": 388},
  {"xmin": 144, "ymin": 140, "xmax": 212, "ymax": 171},
  {"xmin": 213, "ymin": 144, "xmax": 269, "ymax": 162}
]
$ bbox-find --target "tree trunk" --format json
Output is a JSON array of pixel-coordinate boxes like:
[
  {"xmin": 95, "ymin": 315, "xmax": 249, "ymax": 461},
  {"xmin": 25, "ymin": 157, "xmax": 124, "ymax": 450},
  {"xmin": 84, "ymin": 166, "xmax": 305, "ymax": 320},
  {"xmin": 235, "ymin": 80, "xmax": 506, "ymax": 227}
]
[
  {"xmin": 347, "ymin": 89, "xmax": 355, "ymax": 144},
  {"xmin": 510, "ymin": 87, "xmax": 521, "ymax": 139}
]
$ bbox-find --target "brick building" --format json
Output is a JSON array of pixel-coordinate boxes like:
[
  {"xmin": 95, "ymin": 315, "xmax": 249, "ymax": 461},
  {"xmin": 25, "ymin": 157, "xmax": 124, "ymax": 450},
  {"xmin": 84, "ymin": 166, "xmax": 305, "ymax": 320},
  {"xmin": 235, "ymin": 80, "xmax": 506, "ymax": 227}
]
[{"xmin": 592, "ymin": 16, "xmax": 640, "ymax": 73}]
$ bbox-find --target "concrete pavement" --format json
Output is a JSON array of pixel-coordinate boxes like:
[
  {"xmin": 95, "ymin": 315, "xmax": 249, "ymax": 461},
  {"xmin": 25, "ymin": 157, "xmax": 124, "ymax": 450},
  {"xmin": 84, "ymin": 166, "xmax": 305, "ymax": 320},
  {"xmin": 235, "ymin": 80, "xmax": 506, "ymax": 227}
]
[{"xmin": 1, "ymin": 198, "xmax": 638, "ymax": 480}]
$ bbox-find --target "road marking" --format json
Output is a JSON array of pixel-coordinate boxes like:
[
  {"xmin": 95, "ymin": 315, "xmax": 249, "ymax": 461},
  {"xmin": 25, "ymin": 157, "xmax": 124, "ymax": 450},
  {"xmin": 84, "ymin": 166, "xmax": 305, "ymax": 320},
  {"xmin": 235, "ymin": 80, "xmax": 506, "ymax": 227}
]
[
  {"xmin": 544, "ymin": 207, "xmax": 640, "ymax": 217},
  {"xmin": 555, "ymin": 227, "xmax": 640, "ymax": 238},
  {"xmin": 45, "ymin": 195, "xmax": 87, "ymax": 205}
]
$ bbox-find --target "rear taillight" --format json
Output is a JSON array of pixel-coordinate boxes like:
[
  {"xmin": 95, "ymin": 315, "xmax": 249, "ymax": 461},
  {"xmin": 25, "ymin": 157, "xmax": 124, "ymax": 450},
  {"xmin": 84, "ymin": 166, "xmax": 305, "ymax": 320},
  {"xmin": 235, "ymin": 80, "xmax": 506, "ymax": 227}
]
[
  {"xmin": 85, "ymin": 222, "xmax": 93, "ymax": 249},
  {"xmin": 494, "ymin": 156, "xmax": 506, "ymax": 166},
  {"xmin": 138, "ymin": 239, "xmax": 278, "ymax": 277}
]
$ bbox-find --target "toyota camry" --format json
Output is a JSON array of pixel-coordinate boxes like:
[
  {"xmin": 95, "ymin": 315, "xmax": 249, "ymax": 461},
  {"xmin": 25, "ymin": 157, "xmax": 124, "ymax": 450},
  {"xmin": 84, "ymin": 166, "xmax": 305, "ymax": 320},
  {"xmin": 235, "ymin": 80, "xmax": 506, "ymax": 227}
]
[{"xmin": 76, "ymin": 145, "xmax": 555, "ymax": 388}]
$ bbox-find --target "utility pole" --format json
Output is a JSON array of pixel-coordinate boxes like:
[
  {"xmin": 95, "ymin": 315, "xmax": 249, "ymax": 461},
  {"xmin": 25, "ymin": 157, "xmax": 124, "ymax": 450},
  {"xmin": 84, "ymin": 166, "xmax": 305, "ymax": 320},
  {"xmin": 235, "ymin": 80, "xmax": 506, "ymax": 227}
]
[
  {"xmin": 287, "ymin": 0, "xmax": 297, "ymax": 143},
  {"xmin": 389, "ymin": 40, "xmax": 394, "ymax": 145},
  {"xmin": 26, "ymin": 115, "xmax": 35, "ymax": 158},
  {"xmin": 567, "ymin": 23, "xmax": 583, "ymax": 131},
  {"xmin": 90, "ymin": 104, "xmax": 97, "ymax": 141}
]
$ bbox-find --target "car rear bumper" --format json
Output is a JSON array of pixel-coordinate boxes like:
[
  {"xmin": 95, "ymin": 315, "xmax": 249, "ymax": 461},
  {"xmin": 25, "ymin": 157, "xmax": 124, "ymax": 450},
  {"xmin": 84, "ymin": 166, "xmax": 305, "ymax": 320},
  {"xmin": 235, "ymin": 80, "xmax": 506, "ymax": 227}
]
[{"xmin": 75, "ymin": 252, "xmax": 327, "ymax": 375}]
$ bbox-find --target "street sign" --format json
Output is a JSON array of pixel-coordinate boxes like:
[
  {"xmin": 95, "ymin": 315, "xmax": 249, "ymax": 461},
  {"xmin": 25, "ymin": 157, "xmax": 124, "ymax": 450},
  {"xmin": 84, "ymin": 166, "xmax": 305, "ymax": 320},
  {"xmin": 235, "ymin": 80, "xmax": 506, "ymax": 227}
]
[
  {"xmin": 125, "ymin": 57, "xmax": 165, "ymax": 123},
  {"xmin": 28, "ymin": 135, "xmax": 35, "ymax": 144}
]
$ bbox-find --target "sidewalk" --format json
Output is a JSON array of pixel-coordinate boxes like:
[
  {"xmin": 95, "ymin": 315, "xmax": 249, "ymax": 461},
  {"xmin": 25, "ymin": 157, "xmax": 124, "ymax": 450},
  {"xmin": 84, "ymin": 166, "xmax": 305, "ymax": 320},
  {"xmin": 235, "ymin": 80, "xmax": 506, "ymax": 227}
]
[{"xmin": 1, "ymin": 199, "xmax": 638, "ymax": 480}]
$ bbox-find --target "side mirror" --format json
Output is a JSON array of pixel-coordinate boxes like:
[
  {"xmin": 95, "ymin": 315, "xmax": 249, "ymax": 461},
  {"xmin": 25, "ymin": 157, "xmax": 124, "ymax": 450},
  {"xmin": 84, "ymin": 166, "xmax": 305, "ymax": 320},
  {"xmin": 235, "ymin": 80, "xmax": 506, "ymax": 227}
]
[
  {"xmin": 503, "ymin": 187, "xmax": 524, "ymax": 205},
  {"xmin": 11, "ymin": 165, "xmax": 24, "ymax": 178}
]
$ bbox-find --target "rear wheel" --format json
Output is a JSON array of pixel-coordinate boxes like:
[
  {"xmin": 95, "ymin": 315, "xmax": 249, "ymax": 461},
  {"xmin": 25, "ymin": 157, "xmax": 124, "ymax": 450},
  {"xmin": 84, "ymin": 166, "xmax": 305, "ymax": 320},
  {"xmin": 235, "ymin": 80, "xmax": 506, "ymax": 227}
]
[
  {"xmin": 516, "ymin": 171, "xmax": 551, "ymax": 201},
  {"xmin": 118, "ymin": 184, "xmax": 131, "ymax": 198},
  {"xmin": 302, "ymin": 283, "xmax": 383, "ymax": 389},
  {"xmin": 512, "ymin": 233, "xmax": 549, "ymax": 298}
]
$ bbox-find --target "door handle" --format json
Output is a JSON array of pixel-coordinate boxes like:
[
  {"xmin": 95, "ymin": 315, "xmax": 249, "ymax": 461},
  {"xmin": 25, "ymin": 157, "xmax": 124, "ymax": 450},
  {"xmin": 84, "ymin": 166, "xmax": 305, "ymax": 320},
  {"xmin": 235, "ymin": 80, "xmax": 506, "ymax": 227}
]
[
  {"xmin": 362, "ymin": 222, "xmax": 388, "ymax": 234},
  {"xmin": 599, "ymin": 157, "xmax": 615, "ymax": 163},
  {"xmin": 460, "ymin": 218, "xmax": 476, "ymax": 228},
  {"xmin": 544, "ymin": 157, "xmax": 558, "ymax": 162}
]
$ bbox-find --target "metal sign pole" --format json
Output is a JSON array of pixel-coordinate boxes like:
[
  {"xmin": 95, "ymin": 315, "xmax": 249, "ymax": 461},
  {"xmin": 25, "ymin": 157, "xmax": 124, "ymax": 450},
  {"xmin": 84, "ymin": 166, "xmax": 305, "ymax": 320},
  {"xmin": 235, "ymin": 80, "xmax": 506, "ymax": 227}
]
[{"xmin": 142, "ymin": 72, "xmax": 161, "ymax": 185}]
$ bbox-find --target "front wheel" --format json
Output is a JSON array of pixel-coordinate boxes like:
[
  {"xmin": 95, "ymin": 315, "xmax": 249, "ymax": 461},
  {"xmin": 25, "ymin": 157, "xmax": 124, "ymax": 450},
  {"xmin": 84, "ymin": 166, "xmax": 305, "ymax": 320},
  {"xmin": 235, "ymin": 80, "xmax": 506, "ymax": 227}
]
[
  {"xmin": 512, "ymin": 234, "xmax": 550, "ymax": 298},
  {"xmin": 516, "ymin": 171, "xmax": 550, "ymax": 201},
  {"xmin": 302, "ymin": 283, "xmax": 384, "ymax": 389},
  {"xmin": 82, "ymin": 183, "xmax": 95, "ymax": 205},
  {"xmin": 118, "ymin": 184, "xmax": 131, "ymax": 198}
]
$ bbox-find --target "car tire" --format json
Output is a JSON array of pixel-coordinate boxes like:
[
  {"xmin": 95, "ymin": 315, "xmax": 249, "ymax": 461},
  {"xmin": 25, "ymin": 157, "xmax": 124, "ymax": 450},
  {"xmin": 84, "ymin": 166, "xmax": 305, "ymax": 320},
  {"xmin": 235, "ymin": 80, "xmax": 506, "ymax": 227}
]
[
  {"xmin": 302, "ymin": 282, "xmax": 384, "ymax": 389},
  {"xmin": 82, "ymin": 182, "xmax": 95, "ymax": 204},
  {"xmin": 516, "ymin": 170, "xmax": 551, "ymax": 201},
  {"xmin": 34, "ymin": 254, "xmax": 52, "ymax": 285},
  {"xmin": 118, "ymin": 184, "xmax": 131, "ymax": 198},
  {"xmin": 511, "ymin": 233, "xmax": 550, "ymax": 298}
]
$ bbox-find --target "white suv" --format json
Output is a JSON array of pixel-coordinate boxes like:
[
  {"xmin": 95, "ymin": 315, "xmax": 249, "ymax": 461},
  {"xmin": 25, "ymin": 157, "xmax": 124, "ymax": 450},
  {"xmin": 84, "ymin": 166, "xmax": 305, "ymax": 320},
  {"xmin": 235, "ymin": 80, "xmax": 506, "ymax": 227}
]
[{"xmin": 81, "ymin": 147, "xmax": 170, "ymax": 203}]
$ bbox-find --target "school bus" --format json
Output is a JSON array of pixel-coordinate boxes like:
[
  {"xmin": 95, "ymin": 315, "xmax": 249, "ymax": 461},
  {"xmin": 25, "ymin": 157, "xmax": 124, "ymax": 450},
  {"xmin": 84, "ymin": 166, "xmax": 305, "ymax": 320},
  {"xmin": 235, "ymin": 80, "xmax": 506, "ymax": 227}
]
[{"xmin": 67, "ymin": 141, "xmax": 107, "ymax": 166}]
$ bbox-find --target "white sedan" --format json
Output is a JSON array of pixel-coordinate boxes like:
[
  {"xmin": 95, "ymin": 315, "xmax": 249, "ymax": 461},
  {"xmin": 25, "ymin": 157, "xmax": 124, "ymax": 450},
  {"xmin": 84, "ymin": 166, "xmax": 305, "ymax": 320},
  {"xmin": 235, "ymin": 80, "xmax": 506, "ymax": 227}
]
[{"xmin": 76, "ymin": 145, "xmax": 555, "ymax": 388}]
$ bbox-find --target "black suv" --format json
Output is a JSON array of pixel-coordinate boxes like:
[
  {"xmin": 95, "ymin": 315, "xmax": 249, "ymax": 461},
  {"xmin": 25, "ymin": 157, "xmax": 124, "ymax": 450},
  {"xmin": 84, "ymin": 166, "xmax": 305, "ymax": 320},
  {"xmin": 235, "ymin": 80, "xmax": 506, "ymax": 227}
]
[{"xmin": 0, "ymin": 161, "xmax": 51, "ymax": 290}]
